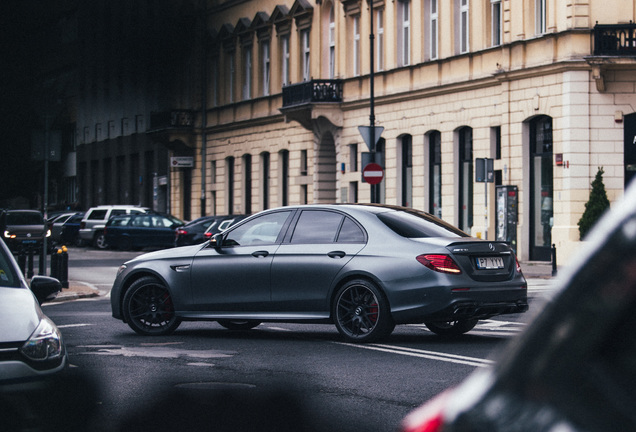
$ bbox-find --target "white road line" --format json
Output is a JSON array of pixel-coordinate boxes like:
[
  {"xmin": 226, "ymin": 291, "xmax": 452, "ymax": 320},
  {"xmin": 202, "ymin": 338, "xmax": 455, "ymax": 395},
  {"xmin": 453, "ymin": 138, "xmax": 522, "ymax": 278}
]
[
  {"xmin": 335, "ymin": 342, "xmax": 492, "ymax": 367},
  {"xmin": 57, "ymin": 323, "xmax": 92, "ymax": 329}
]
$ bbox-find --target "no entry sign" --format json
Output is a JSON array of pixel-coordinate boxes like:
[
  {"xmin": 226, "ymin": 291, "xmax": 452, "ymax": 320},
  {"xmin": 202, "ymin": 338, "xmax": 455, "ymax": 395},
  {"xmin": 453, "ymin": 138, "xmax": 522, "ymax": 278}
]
[{"xmin": 362, "ymin": 163, "xmax": 384, "ymax": 185}]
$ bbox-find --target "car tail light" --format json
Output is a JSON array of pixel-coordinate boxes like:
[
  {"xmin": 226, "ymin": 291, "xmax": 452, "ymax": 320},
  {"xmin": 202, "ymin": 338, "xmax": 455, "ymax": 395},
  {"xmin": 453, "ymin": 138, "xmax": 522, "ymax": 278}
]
[
  {"xmin": 515, "ymin": 256, "xmax": 523, "ymax": 274},
  {"xmin": 176, "ymin": 228, "xmax": 187, "ymax": 236},
  {"xmin": 204, "ymin": 232, "xmax": 212, "ymax": 239},
  {"xmin": 80, "ymin": 221, "xmax": 86, "ymax": 229},
  {"xmin": 416, "ymin": 255, "xmax": 461, "ymax": 274},
  {"xmin": 401, "ymin": 391, "xmax": 449, "ymax": 432}
]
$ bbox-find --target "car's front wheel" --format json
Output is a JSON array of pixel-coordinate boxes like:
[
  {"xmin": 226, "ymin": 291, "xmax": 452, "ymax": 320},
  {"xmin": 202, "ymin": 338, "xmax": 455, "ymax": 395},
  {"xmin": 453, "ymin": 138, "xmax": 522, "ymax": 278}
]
[
  {"xmin": 333, "ymin": 279, "xmax": 395, "ymax": 343},
  {"xmin": 122, "ymin": 276, "xmax": 181, "ymax": 336},
  {"xmin": 424, "ymin": 319, "xmax": 478, "ymax": 336},
  {"xmin": 217, "ymin": 320, "xmax": 261, "ymax": 330}
]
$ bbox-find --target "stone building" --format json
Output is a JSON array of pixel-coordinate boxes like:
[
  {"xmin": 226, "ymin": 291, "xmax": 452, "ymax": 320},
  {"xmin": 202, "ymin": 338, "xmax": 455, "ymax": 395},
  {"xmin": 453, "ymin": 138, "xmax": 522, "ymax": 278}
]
[{"xmin": 76, "ymin": 0, "xmax": 636, "ymax": 264}]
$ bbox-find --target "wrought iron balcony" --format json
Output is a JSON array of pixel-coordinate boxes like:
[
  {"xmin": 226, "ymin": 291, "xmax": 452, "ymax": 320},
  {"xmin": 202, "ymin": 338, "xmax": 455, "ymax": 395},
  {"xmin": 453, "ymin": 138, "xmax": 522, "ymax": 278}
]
[
  {"xmin": 282, "ymin": 79, "xmax": 343, "ymax": 107},
  {"xmin": 593, "ymin": 23, "xmax": 636, "ymax": 56},
  {"xmin": 149, "ymin": 110, "xmax": 194, "ymax": 131}
]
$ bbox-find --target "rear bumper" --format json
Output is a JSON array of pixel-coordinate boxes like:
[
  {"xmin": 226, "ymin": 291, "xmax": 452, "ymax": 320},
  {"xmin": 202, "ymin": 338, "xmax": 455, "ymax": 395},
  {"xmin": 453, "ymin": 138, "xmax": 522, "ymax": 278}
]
[{"xmin": 390, "ymin": 284, "xmax": 528, "ymax": 324}]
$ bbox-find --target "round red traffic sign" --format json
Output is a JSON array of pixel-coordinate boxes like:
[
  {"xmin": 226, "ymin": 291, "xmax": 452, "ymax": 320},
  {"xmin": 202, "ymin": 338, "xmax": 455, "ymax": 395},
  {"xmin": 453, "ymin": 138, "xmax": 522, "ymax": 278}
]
[{"xmin": 362, "ymin": 163, "xmax": 384, "ymax": 185}]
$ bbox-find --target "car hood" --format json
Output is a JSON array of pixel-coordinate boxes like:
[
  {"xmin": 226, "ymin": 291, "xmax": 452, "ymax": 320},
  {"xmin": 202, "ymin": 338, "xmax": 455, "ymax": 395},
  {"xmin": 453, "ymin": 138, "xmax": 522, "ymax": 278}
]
[
  {"xmin": 0, "ymin": 288, "xmax": 42, "ymax": 342},
  {"xmin": 127, "ymin": 243, "xmax": 204, "ymax": 264}
]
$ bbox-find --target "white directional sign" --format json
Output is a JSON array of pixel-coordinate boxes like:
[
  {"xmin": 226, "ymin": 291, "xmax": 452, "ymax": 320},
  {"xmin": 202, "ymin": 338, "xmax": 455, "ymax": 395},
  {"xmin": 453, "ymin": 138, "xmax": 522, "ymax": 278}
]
[{"xmin": 358, "ymin": 126, "xmax": 385, "ymax": 151}]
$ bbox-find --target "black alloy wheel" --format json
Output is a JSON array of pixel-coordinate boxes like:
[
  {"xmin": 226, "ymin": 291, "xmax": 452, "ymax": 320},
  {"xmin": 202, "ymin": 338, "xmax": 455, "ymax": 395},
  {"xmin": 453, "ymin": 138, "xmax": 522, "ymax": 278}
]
[
  {"xmin": 333, "ymin": 279, "xmax": 395, "ymax": 343},
  {"xmin": 122, "ymin": 276, "xmax": 181, "ymax": 336},
  {"xmin": 424, "ymin": 319, "xmax": 478, "ymax": 336},
  {"xmin": 217, "ymin": 320, "xmax": 261, "ymax": 330}
]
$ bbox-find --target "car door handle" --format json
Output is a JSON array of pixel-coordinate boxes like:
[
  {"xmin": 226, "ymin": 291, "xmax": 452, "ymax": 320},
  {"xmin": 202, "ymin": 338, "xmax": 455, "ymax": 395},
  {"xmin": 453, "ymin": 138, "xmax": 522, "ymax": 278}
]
[
  {"xmin": 252, "ymin": 250, "xmax": 269, "ymax": 258},
  {"xmin": 327, "ymin": 251, "xmax": 346, "ymax": 259}
]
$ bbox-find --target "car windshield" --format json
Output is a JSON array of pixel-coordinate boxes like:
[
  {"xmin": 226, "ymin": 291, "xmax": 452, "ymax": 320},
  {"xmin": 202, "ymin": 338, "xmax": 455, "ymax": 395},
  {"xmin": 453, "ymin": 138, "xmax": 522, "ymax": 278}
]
[
  {"xmin": 6, "ymin": 212, "xmax": 43, "ymax": 225},
  {"xmin": 377, "ymin": 210, "xmax": 468, "ymax": 238}
]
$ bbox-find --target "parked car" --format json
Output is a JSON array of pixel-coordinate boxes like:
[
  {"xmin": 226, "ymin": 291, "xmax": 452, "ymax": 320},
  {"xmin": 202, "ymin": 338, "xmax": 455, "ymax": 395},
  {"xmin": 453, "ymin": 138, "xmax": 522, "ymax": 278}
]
[
  {"xmin": 401, "ymin": 183, "xmax": 636, "ymax": 432},
  {"xmin": 0, "ymin": 237, "xmax": 67, "ymax": 382},
  {"xmin": 48, "ymin": 212, "xmax": 83, "ymax": 245},
  {"xmin": 58, "ymin": 213, "xmax": 85, "ymax": 246},
  {"xmin": 105, "ymin": 213, "xmax": 184, "ymax": 251},
  {"xmin": 201, "ymin": 214, "xmax": 249, "ymax": 241},
  {"xmin": 1, "ymin": 209, "xmax": 50, "ymax": 253},
  {"xmin": 79, "ymin": 205, "xmax": 148, "ymax": 249},
  {"xmin": 174, "ymin": 215, "xmax": 222, "ymax": 247},
  {"xmin": 111, "ymin": 204, "xmax": 527, "ymax": 342}
]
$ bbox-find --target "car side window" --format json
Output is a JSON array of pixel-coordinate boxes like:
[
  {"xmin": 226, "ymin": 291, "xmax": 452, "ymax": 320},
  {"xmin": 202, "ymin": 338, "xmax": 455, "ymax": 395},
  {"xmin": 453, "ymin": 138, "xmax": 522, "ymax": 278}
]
[
  {"xmin": 290, "ymin": 211, "xmax": 343, "ymax": 244},
  {"xmin": 111, "ymin": 209, "xmax": 127, "ymax": 217},
  {"xmin": 224, "ymin": 212, "xmax": 291, "ymax": 246},
  {"xmin": 337, "ymin": 217, "xmax": 366, "ymax": 243},
  {"xmin": 132, "ymin": 216, "xmax": 151, "ymax": 227},
  {"xmin": 88, "ymin": 210, "xmax": 107, "ymax": 220}
]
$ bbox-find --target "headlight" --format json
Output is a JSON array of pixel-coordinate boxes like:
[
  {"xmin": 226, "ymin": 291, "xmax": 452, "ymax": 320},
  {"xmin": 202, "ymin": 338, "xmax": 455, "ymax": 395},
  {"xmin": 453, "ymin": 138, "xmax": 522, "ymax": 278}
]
[
  {"xmin": 117, "ymin": 264, "xmax": 127, "ymax": 277},
  {"xmin": 4, "ymin": 230, "xmax": 15, "ymax": 239},
  {"xmin": 46, "ymin": 229, "xmax": 52, "ymax": 237},
  {"xmin": 20, "ymin": 317, "xmax": 63, "ymax": 361}
]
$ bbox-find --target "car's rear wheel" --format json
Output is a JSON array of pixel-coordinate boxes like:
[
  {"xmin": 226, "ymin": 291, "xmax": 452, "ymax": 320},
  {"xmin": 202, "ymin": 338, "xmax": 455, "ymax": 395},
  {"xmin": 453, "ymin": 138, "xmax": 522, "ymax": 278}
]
[
  {"xmin": 425, "ymin": 319, "xmax": 478, "ymax": 336},
  {"xmin": 217, "ymin": 320, "xmax": 261, "ymax": 330},
  {"xmin": 333, "ymin": 279, "xmax": 395, "ymax": 343},
  {"xmin": 93, "ymin": 231, "xmax": 108, "ymax": 249},
  {"xmin": 122, "ymin": 276, "xmax": 181, "ymax": 336}
]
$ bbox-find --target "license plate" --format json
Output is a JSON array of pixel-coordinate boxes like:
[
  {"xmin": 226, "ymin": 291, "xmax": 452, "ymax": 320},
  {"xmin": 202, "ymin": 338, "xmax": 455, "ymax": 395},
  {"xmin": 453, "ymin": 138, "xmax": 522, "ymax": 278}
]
[
  {"xmin": 21, "ymin": 240, "xmax": 37, "ymax": 244},
  {"xmin": 476, "ymin": 257, "xmax": 504, "ymax": 269}
]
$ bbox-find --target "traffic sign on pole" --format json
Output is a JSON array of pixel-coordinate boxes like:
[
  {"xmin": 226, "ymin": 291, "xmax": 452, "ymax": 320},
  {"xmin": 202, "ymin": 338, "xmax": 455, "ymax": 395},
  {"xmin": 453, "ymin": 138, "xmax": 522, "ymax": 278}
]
[
  {"xmin": 358, "ymin": 126, "xmax": 384, "ymax": 151},
  {"xmin": 362, "ymin": 163, "xmax": 384, "ymax": 185}
]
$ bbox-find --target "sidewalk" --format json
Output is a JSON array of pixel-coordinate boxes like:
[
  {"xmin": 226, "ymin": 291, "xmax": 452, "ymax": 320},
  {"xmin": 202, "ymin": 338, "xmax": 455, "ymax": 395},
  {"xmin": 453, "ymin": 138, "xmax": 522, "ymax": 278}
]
[{"xmin": 50, "ymin": 260, "xmax": 557, "ymax": 303}]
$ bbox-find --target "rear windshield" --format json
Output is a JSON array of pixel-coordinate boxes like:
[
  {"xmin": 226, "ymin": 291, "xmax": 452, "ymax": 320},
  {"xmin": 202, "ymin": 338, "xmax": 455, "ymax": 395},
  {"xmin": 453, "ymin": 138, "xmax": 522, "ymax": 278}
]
[
  {"xmin": 377, "ymin": 210, "xmax": 468, "ymax": 238},
  {"xmin": 6, "ymin": 212, "xmax": 43, "ymax": 225}
]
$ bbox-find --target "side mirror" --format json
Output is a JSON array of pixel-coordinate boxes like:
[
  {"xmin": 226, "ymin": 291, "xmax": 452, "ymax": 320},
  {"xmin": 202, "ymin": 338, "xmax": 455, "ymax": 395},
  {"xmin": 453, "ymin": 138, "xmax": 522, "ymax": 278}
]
[
  {"xmin": 211, "ymin": 232, "xmax": 224, "ymax": 248},
  {"xmin": 31, "ymin": 275, "xmax": 62, "ymax": 305}
]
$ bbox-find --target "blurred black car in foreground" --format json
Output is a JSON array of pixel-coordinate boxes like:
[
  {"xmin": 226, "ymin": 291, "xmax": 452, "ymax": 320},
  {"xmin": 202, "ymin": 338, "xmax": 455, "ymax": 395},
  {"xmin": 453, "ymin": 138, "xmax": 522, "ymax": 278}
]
[
  {"xmin": 1, "ymin": 210, "xmax": 50, "ymax": 253},
  {"xmin": 402, "ymin": 183, "xmax": 636, "ymax": 432},
  {"xmin": 111, "ymin": 204, "xmax": 527, "ymax": 343}
]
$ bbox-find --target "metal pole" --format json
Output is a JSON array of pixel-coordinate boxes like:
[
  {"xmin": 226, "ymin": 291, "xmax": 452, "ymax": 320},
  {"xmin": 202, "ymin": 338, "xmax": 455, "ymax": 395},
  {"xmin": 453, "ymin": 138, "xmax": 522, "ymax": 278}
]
[
  {"xmin": 200, "ymin": 0, "xmax": 207, "ymax": 217},
  {"xmin": 369, "ymin": 0, "xmax": 378, "ymax": 203},
  {"xmin": 42, "ymin": 115, "xmax": 49, "ymax": 275},
  {"xmin": 484, "ymin": 179, "xmax": 488, "ymax": 240}
]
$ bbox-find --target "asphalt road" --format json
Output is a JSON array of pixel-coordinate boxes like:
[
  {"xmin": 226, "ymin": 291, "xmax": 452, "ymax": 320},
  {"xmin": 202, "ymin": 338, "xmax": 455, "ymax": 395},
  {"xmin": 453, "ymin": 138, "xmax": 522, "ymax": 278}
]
[{"xmin": 36, "ymin": 246, "xmax": 550, "ymax": 432}]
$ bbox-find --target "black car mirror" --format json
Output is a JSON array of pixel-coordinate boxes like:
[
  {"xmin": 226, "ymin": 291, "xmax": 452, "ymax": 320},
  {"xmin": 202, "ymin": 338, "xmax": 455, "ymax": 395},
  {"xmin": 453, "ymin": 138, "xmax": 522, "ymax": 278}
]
[
  {"xmin": 211, "ymin": 232, "xmax": 224, "ymax": 248},
  {"xmin": 30, "ymin": 275, "xmax": 62, "ymax": 305}
]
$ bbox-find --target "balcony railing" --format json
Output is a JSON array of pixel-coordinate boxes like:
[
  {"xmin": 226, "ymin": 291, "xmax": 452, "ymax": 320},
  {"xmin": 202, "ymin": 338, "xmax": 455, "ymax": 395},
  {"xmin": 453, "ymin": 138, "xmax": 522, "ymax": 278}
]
[
  {"xmin": 282, "ymin": 79, "xmax": 343, "ymax": 107},
  {"xmin": 593, "ymin": 23, "xmax": 636, "ymax": 56},
  {"xmin": 149, "ymin": 110, "xmax": 194, "ymax": 131}
]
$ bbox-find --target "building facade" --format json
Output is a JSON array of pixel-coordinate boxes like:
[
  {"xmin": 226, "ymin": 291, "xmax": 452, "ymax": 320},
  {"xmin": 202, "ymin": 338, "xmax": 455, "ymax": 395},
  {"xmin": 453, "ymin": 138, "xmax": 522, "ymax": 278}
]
[{"xmin": 76, "ymin": 0, "xmax": 636, "ymax": 264}]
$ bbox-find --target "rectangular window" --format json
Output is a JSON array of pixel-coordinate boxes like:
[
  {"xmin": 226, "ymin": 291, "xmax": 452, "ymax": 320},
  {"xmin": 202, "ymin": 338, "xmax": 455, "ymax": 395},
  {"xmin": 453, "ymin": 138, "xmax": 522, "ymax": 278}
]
[
  {"xmin": 535, "ymin": 0, "xmax": 546, "ymax": 35},
  {"xmin": 491, "ymin": 0, "xmax": 502, "ymax": 46},
  {"xmin": 430, "ymin": 0, "xmax": 438, "ymax": 60},
  {"xmin": 212, "ymin": 56, "xmax": 219, "ymax": 106},
  {"xmin": 300, "ymin": 149, "xmax": 308, "ymax": 176},
  {"xmin": 349, "ymin": 144, "xmax": 358, "ymax": 171},
  {"xmin": 460, "ymin": 0, "xmax": 469, "ymax": 54},
  {"xmin": 301, "ymin": 30, "xmax": 311, "ymax": 81},
  {"xmin": 376, "ymin": 9, "xmax": 384, "ymax": 71},
  {"xmin": 353, "ymin": 15, "xmax": 361, "ymax": 76},
  {"xmin": 398, "ymin": 0, "xmax": 411, "ymax": 66},
  {"xmin": 243, "ymin": 46, "xmax": 252, "ymax": 100},
  {"xmin": 229, "ymin": 51, "xmax": 235, "ymax": 103},
  {"xmin": 329, "ymin": 8, "xmax": 336, "ymax": 78},
  {"xmin": 281, "ymin": 36, "xmax": 290, "ymax": 86},
  {"xmin": 262, "ymin": 41, "xmax": 270, "ymax": 96}
]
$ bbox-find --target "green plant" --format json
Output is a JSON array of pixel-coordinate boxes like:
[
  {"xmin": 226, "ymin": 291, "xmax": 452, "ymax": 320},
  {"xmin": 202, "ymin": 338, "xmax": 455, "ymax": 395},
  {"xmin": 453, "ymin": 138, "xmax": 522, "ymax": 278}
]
[{"xmin": 578, "ymin": 167, "xmax": 610, "ymax": 240}]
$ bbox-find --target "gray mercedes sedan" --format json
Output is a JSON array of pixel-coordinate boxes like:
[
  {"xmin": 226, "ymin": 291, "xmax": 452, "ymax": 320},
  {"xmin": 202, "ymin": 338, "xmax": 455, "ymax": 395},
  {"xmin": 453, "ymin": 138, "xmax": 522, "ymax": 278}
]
[{"xmin": 111, "ymin": 204, "xmax": 527, "ymax": 343}]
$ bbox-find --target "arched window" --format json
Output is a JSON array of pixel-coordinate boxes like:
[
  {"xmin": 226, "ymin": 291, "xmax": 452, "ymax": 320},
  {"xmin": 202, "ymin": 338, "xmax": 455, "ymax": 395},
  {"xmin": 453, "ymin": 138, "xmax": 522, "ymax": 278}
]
[
  {"xmin": 529, "ymin": 115, "xmax": 553, "ymax": 261},
  {"xmin": 400, "ymin": 135, "xmax": 413, "ymax": 207},
  {"xmin": 242, "ymin": 154, "xmax": 252, "ymax": 214}
]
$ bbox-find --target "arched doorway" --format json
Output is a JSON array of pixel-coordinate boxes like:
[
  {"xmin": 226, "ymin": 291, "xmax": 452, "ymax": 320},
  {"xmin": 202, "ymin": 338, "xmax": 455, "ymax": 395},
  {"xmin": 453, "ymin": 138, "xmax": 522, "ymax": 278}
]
[
  {"xmin": 315, "ymin": 132, "xmax": 337, "ymax": 203},
  {"xmin": 529, "ymin": 115, "xmax": 553, "ymax": 261}
]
